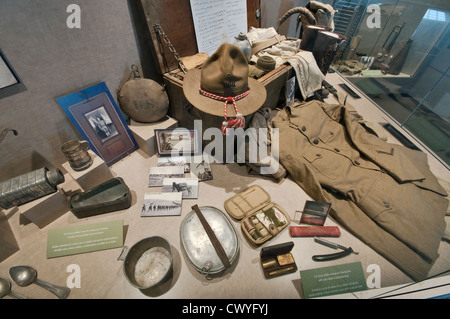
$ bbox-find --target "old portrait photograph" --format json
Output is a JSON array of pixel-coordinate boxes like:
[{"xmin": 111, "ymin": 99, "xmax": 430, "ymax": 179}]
[{"xmin": 85, "ymin": 106, "xmax": 118, "ymax": 142}]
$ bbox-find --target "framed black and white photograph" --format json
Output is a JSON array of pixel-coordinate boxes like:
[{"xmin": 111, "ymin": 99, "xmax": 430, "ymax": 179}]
[
  {"xmin": 141, "ymin": 192, "xmax": 182, "ymax": 217},
  {"xmin": 85, "ymin": 106, "xmax": 119, "ymax": 143},
  {"xmin": 148, "ymin": 166, "xmax": 185, "ymax": 187},
  {"xmin": 155, "ymin": 128, "xmax": 200, "ymax": 156},
  {"xmin": 162, "ymin": 177, "xmax": 198, "ymax": 199},
  {"xmin": 56, "ymin": 82, "xmax": 137, "ymax": 165}
]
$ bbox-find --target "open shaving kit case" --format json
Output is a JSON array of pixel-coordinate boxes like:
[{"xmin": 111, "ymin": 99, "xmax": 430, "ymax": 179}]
[{"xmin": 224, "ymin": 185, "xmax": 291, "ymax": 245}]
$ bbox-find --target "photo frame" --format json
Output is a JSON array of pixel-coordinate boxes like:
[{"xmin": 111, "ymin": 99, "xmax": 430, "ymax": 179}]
[
  {"xmin": 155, "ymin": 128, "xmax": 200, "ymax": 156},
  {"xmin": 56, "ymin": 82, "xmax": 137, "ymax": 165},
  {"xmin": 0, "ymin": 48, "xmax": 26, "ymax": 99}
]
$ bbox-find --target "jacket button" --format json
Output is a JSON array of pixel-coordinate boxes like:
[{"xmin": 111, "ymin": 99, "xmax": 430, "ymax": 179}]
[
  {"xmin": 355, "ymin": 160, "xmax": 360, "ymax": 165},
  {"xmin": 334, "ymin": 148, "xmax": 340, "ymax": 152},
  {"xmin": 316, "ymin": 154, "xmax": 321, "ymax": 157},
  {"xmin": 302, "ymin": 126, "xmax": 306, "ymax": 131},
  {"xmin": 330, "ymin": 131, "xmax": 334, "ymax": 135},
  {"xmin": 384, "ymin": 202, "xmax": 390, "ymax": 208},
  {"xmin": 313, "ymin": 138, "xmax": 319, "ymax": 144}
]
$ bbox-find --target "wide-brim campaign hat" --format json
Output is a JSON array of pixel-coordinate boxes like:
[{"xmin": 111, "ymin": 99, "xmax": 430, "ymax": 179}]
[{"xmin": 183, "ymin": 43, "xmax": 267, "ymax": 118}]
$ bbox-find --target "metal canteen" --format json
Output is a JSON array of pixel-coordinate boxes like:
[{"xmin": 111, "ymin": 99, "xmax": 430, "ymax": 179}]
[
  {"xmin": 118, "ymin": 72, "xmax": 169, "ymax": 123},
  {"xmin": 0, "ymin": 167, "xmax": 65, "ymax": 209}
]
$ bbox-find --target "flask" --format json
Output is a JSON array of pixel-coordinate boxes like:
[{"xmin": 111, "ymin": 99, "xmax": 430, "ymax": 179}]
[
  {"xmin": 0, "ymin": 167, "xmax": 65, "ymax": 209},
  {"xmin": 233, "ymin": 32, "xmax": 252, "ymax": 62}
]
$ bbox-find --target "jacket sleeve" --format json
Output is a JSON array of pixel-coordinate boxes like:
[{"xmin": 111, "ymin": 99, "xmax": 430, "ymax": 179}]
[{"xmin": 319, "ymin": 100, "xmax": 446, "ymax": 195}]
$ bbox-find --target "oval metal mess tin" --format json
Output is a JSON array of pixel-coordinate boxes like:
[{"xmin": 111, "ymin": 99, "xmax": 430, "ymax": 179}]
[{"xmin": 181, "ymin": 206, "xmax": 239, "ymax": 276}]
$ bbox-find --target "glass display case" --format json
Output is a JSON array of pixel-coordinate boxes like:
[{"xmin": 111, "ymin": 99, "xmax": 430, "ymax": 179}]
[{"xmin": 331, "ymin": 0, "xmax": 450, "ymax": 168}]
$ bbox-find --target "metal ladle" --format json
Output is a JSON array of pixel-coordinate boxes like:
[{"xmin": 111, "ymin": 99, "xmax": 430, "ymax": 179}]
[
  {"xmin": 0, "ymin": 277, "xmax": 27, "ymax": 299},
  {"xmin": 9, "ymin": 266, "xmax": 70, "ymax": 299}
]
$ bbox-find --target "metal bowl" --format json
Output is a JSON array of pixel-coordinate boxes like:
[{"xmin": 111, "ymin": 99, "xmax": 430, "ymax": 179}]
[
  {"xmin": 180, "ymin": 206, "xmax": 239, "ymax": 277},
  {"xmin": 123, "ymin": 236, "xmax": 173, "ymax": 290}
]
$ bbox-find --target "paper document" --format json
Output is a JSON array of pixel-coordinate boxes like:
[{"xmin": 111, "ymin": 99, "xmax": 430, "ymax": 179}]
[{"xmin": 190, "ymin": 0, "xmax": 247, "ymax": 56}]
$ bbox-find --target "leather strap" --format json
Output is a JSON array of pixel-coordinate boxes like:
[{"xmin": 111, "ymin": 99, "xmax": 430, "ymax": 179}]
[
  {"xmin": 251, "ymin": 35, "xmax": 287, "ymax": 55},
  {"xmin": 192, "ymin": 205, "xmax": 231, "ymax": 268}
]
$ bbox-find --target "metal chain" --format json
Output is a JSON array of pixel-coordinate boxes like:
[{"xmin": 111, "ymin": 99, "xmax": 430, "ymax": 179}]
[{"xmin": 153, "ymin": 24, "xmax": 188, "ymax": 74}]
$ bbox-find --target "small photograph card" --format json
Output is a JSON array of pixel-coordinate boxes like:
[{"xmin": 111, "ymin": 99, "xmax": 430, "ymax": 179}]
[
  {"xmin": 300, "ymin": 262, "xmax": 367, "ymax": 298},
  {"xmin": 47, "ymin": 220, "xmax": 123, "ymax": 258},
  {"xmin": 141, "ymin": 192, "xmax": 182, "ymax": 216},
  {"xmin": 190, "ymin": 156, "xmax": 213, "ymax": 181},
  {"xmin": 162, "ymin": 177, "xmax": 199, "ymax": 199},
  {"xmin": 157, "ymin": 156, "xmax": 191, "ymax": 173},
  {"xmin": 148, "ymin": 166, "xmax": 185, "ymax": 187}
]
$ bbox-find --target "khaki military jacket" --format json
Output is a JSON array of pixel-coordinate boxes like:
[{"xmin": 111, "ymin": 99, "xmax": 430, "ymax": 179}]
[{"xmin": 272, "ymin": 100, "xmax": 448, "ymax": 281}]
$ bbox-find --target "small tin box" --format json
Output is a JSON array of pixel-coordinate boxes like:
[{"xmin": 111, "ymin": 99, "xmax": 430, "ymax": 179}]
[
  {"xmin": 69, "ymin": 177, "xmax": 131, "ymax": 218},
  {"xmin": 260, "ymin": 241, "xmax": 297, "ymax": 279}
]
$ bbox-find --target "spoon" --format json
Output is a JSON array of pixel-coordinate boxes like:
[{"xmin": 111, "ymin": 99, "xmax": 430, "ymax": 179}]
[
  {"xmin": 0, "ymin": 277, "xmax": 28, "ymax": 299},
  {"xmin": 9, "ymin": 266, "xmax": 70, "ymax": 299}
]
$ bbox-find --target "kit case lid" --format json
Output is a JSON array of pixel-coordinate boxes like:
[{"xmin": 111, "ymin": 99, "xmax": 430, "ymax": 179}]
[
  {"xmin": 260, "ymin": 241, "xmax": 295, "ymax": 259},
  {"xmin": 224, "ymin": 185, "xmax": 271, "ymax": 220}
]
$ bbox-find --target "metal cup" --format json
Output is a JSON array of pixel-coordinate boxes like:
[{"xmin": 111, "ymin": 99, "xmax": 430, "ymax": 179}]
[{"xmin": 61, "ymin": 140, "xmax": 93, "ymax": 171}]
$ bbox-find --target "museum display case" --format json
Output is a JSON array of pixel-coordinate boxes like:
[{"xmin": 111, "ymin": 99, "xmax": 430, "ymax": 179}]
[
  {"xmin": 0, "ymin": 1, "xmax": 449, "ymax": 304},
  {"xmin": 332, "ymin": 0, "xmax": 450, "ymax": 168}
]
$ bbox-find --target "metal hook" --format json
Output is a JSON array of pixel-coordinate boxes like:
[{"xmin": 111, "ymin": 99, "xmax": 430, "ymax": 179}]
[
  {"xmin": 131, "ymin": 64, "xmax": 140, "ymax": 79},
  {"xmin": 77, "ymin": 91, "xmax": 91, "ymax": 103},
  {"xmin": 0, "ymin": 128, "xmax": 18, "ymax": 145}
]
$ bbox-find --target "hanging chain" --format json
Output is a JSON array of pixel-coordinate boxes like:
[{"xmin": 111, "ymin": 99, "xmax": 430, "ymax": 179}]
[{"xmin": 153, "ymin": 24, "xmax": 188, "ymax": 74}]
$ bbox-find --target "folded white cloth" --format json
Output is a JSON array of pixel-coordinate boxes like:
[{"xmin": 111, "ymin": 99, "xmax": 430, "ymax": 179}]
[
  {"xmin": 246, "ymin": 27, "xmax": 279, "ymax": 45},
  {"xmin": 286, "ymin": 51, "xmax": 324, "ymax": 100}
]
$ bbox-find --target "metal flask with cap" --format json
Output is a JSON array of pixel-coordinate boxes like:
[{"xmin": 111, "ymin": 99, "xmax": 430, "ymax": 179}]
[
  {"xmin": 233, "ymin": 32, "xmax": 252, "ymax": 62},
  {"xmin": 0, "ymin": 167, "xmax": 65, "ymax": 209}
]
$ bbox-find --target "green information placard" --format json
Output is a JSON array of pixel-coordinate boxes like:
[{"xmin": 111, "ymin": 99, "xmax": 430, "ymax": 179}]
[
  {"xmin": 47, "ymin": 219, "xmax": 124, "ymax": 258},
  {"xmin": 300, "ymin": 262, "xmax": 367, "ymax": 298}
]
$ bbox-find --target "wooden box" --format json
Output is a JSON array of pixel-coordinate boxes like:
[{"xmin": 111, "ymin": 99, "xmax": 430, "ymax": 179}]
[{"xmin": 137, "ymin": 0, "xmax": 294, "ymax": 129}]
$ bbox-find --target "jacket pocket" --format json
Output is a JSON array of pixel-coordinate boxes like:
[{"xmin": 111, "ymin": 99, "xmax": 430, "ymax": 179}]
[
  {"xmin": 302, "ymin": 146, "xmax": 347, "ymax": 180},
  {"xmin": 357, "ymin": 176, "xmax": 393, "ymax": 220}
]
